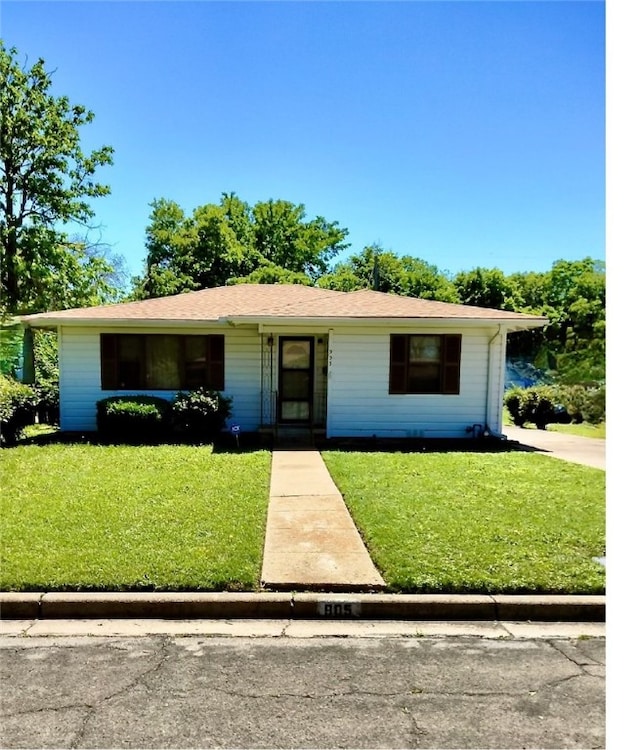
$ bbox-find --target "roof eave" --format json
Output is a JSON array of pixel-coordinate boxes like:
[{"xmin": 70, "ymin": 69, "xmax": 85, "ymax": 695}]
[
  {"xmin": 20, "ymin": 314, "xmax": 548, "ymax": 331},
  {"xmin": 19, "ymin": 316, "xmax": 228, "ymax": 328},
  {"xmin": 227, "ymin": 315, "xmax": 549, "ymax": 330}
]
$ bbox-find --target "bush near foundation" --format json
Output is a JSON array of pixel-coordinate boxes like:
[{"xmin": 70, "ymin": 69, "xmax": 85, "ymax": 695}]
[
  {"xmin": 171, "ymin": 388, "xmax": 233, "ymax": 442},
  {"xmin": 96, "ymin": 395, "xmax": 172, "ymax": 442},
  {"xmin": 96, "ymin": 390, "xmax": 232, "ymax": 443}
]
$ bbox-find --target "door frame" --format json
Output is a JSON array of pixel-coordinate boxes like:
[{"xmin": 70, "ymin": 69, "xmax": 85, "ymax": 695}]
[{"xmin": 278, "ymin": 336, "xmax": 315, "ymax": 424}]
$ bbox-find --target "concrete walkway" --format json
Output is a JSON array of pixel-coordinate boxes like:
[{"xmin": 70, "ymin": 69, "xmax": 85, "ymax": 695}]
[
  {"xmin": 261, "ymin": 451, "xmax": 385, "ymax": 591},
  {"xmin": 502, "ymin": 426, "xmax": 606, "ymax": 470}
]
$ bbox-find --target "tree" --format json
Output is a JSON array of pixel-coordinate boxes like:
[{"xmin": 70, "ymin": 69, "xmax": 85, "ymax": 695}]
[
  {"xmin": 538, "ymin": 258, "xmax": 605, "ymax": 383},
  {"xmin": 453, "ymin": 267, "xmax": 523, "ymax": 310},
  {"xmin": 252, "ymin": 199, "xmax": 348, "ymax": 279},
  {"xmin": 132, "ymin": 194, "xmax": 349, "ymax": 298},
  {"xmin": 319, "ymin": 245, "xmax": 460, "ymax": 302},
  {"xmin": 506, "ymin": 258, "xmax": 605, "ymax": 384},
  {"xmin": 1, "ymin": 43, "xmax": 114, "ymax": 313},
  {"xmin": 227, "ymin": 263, "xmax": 312, "ymax": 286},
  {"xmin": 26, "ymin": 237, "xmax": 126, "ymax": 312}
]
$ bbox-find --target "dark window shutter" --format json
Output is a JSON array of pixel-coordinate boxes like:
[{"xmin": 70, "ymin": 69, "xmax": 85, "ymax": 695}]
[
  {"xmin": 442, "ymin": 334, "xmax": 461, "ymax": 394},
  {"xmin": 389, "ymin": 335, "xmax": 407, "ymax": 393},
  {"xmin": 100, "ymin": 334, "xmax": 118, "ymax": 390},
  {"xmin": 208, "ymin": 335, "xmax": 225, "ymax": 390}
]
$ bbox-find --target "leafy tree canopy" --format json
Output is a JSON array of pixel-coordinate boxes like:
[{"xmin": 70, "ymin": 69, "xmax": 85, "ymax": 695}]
[
  {"xmin": 453, "ymin": 267, "xmax": 524, "ymax": 311},
  {"xmin": 1, "ymin": 43, "xmax": 116, "ymax": 314},
  {"xmin": 319, "ymin": 245, "xmax": 460, "ymax": 302},
  {"xmin": 132, "ymin": 193, "xmax": 349, "ymax": 299}
]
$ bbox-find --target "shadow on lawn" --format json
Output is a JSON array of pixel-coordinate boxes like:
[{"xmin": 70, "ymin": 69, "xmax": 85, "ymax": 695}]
[
  {"xmin": 314, "ymin": 436, "xmax": 545, "ymax": 455},
  {"xmin": 12, "ymin": 428, "xmax": 267, "ymax": 453},
  {"xmin": 12, "ymin": 428, "xmax": 545, "ymax": 456}
]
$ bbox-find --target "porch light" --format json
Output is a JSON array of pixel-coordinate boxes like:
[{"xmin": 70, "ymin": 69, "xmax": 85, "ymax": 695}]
[{"xmin": 267, "ymin": 334, "xmax": 274, "ymax": 347}]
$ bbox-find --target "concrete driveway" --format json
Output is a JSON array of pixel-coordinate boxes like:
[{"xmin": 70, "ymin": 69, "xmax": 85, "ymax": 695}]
[{"xmin": 502, "ymin": 426, "xmax": 605, "ymax": 470}]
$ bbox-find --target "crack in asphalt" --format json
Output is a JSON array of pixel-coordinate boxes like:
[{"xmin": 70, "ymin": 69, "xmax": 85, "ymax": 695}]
[
  {"xmin": 548, "ymin": 637, "xmax": 606, "ymax": 667},
  {"xmin": 1, "ymin": 702, "xmax": 93, "ymax": 719},
  {"xmin": 68, "ymin": 636, "xmax": 171, "ymax": 749},
  {"xmin": 196, "ymin": 683, "xmax": 548, "ymax": 701}
]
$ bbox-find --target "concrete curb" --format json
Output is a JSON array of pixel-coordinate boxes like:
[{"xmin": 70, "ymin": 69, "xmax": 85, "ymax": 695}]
[{"xmin": 0, "ymin": 592, "xmax": 605, "ymax": 622}]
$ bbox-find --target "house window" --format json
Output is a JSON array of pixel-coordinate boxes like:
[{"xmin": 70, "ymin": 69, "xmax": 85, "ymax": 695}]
[
  {"xmin": 389, "ymin": 334, "xmax": 461, "ymax": 394},
  {"xmin": 100, "ymin": 334, "xmax": 224, "ymax": 391}
]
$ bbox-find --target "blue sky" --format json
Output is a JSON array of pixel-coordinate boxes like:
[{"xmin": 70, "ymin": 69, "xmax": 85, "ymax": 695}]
[{"xmin": 2, "ymin": 0, "xmax": 605, "ymax": 282}]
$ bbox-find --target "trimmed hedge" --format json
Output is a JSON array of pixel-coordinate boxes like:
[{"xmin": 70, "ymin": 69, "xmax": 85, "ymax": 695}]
[
  {"xmin": 96, "ymin": 395, "xmax": 172, "ymax": 443},
  {"xmin": 96, "ymin": 390, "xmax": 233, "ymax": 443},
  {"xmin": 0, "ymin": 375, "xmax": 38, "ymax": 446}
]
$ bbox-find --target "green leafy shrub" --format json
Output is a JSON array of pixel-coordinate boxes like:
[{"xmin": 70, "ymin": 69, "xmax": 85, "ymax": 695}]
[
  {"xmin": 0, "ymin": 375, "xmax": 38, "ymax": 446},
  {"xmin": 505, "ymin": 387, "xmax": 529, "ymax": 426},
  {"xmin": 542, "ymin": 384, "xmax": 606, "ymax": 425},
  {"xmin": 96, "ymin": 395, "xmax": 171, "ymax": 443},
  {"xmin": 504, "ymin": 385, "xmax": 563, "ymax": 430},
  {"xmin": 33, "ymin": 329, "xmax": 59, "ymax": 425},
  {"xmin": 530, "ymin": 386, "xmax": 556, "ymax": 429},
  {"xmin": 505, "ymin": 383, "xmax": 605, "ymax": 429},
  {"xmin": 581, "ymin": 385, "xmax": 606, "ymax": 425},
  {"xmin": 171, "ymin": 388, "xmax": 233, "ymax": 441}
]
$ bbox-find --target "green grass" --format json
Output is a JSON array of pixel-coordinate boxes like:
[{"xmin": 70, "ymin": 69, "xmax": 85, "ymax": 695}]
[
  {"xmin": 502, "ymin": 407, "xmax": 606, "ymax": 438},
  {"xmin": 2, "ymin": 441, "xmax": 606, "ymax": 595},
  {"xmin": 547, "ymin": 422, "xmax": 606, "ymax": 439},
  {"xmin": 322, "ymin": 451, "xmax": 605, "ymax": 595},
  {"xmin": 0, "ymin": 444, "xmax": 271, "ymax": 592}
]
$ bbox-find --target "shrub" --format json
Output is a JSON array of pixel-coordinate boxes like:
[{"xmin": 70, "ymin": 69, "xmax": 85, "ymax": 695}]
[
  {"xmin": 504, "ymin": 385, "xmax": 565, "ymax": 430},
  {"xmin": 505, "ymin": 386, "xmax": 547, "ymax": 427},
  {"xmin": 33, "ymin": 329, "xmax": 59, "ymax": 425},
  {"xmin": 530, "ymin": 386, "xmax": 556, "ymax": 430},
  {"xmin": 505, "ymin": 387, "xmax": 529, "ymax": 426},
  {"xmin": 505, "ymin": 383, "xmax": 606, "ymax": 430},
  {"xmin": 543, "ymin": 383, "xmax": 606, "ymax": 425},
  {"xmin": 96, "ymin": 395, "xmax": 171, "ymax": 442},
  {"xmin": 581, "ymin": 384, "xmax": 606, "ymax": 425},
  {"xmin": 0, "ymin": 375, "xmax": 38, "ymax": 446},
  {"xmin": 171, "ymin": 388, "xmax": 233, "ymax": 441}
]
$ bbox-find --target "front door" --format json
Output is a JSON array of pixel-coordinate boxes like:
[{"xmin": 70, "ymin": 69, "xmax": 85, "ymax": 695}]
[{"xmin": 279, "ymin": 337, "xmax": 314, "ymax": 423}]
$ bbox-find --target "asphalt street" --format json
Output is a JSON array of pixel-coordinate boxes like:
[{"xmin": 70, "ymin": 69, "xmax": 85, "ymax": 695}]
[{"xmin": 0, "ymin": 623, "xmax": 605, "ymax": 749}]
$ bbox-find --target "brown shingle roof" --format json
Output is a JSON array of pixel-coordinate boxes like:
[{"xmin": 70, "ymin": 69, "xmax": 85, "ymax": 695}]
[{"xmin": 19, "ymin": 284, "xmax": 547, "ymax": 326}]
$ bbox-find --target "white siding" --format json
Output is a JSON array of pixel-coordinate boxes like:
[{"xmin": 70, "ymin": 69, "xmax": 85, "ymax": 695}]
[
  {"xmin": 325, "ymin": 327, "xmax": 504, "ymax": 439},
  {"xmin": 58, "ymin": 326, "xmax": 262, "ymax": 432},
  {"xmin": 58, "ymin": 322, "xmax": 508, "ymax": 437}
]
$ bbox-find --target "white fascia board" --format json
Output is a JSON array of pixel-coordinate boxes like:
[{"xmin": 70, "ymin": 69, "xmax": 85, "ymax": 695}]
[
  {"xmin": 227, "ymin": 315, "xmax": 548, "ymax": 331},
  {"xmin": 20, "ymin": 317, "xmax": 230, "ymax": 329},
  {"xmin": 21, "ymin": 314, "xmax": 548, "ymax": 332}
]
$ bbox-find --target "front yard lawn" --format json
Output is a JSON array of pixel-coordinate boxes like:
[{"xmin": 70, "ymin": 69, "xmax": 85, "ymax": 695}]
[
  {"xmin": 322, "ymin": 451, "xmax": 605, "ymax": 595},
  {"xmin": 1, "ymin": 444, "xmax": 271, "ymax": 591},
  {"xmin": 2, "ymin": 443, "xmax": 606, "ymax": 595}
]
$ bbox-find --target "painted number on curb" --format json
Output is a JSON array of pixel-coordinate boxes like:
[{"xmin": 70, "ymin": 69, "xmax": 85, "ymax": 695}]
[{"xmin": 318, "ymin": 602, "xmax": 361, "ymax": 618}]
